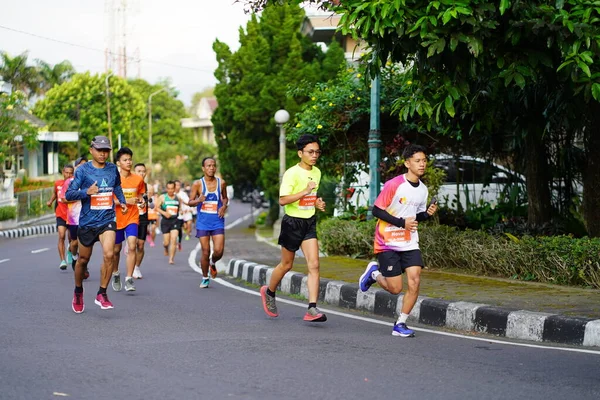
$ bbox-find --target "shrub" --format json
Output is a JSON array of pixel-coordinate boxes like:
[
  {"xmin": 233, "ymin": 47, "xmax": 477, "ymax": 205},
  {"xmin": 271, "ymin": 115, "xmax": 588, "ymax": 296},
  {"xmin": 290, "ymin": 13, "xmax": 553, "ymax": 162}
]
[
  {"xmin": 318, "ymin": 218, "xmax": 600, "ymax": 288},
  {"xmin": 0, "ymin": 206, "xmax": 17, "ymax": 221},
  {"xmin": 318, "ymin": 217, "xmax": 376, "ymax": 258}
]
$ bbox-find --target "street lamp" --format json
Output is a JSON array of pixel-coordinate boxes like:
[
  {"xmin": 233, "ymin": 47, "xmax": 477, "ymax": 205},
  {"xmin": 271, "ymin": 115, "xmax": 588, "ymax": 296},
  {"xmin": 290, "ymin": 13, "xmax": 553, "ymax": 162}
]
[
  {"xmin": 105, "ymin": 72, "xmax": 114, "ymax": 157},
  {"xmin": 148, "ymin": 87, "xmax": 170, "ymax": 174},
  {"xmin": 274, "ymin": 109, "xmax": 290, "ymax": 228},
  {"xmin": 274, "ymin": 109, "xmax": 290, "ymax": 185}
]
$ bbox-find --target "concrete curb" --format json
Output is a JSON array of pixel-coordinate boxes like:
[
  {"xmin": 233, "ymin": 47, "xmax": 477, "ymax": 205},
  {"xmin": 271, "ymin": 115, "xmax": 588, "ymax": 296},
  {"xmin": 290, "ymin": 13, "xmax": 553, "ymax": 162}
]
[
  {"xmin": 0, "ymin": 223, "xmax": 56, "ymax": 238},
  {"xmin": 228, "ymin": 258, "xmax": 600, "ymax": 348}
]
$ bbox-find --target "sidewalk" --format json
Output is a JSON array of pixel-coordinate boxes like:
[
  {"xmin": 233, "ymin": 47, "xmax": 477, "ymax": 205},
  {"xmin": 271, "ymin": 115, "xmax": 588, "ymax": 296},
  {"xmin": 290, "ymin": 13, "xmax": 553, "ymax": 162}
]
[{"xmin": 221, "ymin": 224, "xmax": 600, "ymax": 348}]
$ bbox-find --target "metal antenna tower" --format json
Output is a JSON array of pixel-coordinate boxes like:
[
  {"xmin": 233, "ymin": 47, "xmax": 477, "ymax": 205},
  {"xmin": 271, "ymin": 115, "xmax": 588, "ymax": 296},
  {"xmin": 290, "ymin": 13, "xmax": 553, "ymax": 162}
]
[{"xmin": 104, "ymin": 0, "xmax": 141, "ymax": 78}]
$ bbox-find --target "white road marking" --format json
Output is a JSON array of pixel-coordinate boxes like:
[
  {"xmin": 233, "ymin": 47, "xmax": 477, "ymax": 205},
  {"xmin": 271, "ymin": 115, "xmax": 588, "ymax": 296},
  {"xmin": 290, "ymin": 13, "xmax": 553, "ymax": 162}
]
[
  {"xmin": 189, "ymin": 213, "xmax": 600, "ymax": 356},
  {"xmin": 31, "ymin": 248, "xmax": 49, "ymax": 254},
  {"xmin": 0, "ymin": 259, "xmax": 10, "ymax": 264}
]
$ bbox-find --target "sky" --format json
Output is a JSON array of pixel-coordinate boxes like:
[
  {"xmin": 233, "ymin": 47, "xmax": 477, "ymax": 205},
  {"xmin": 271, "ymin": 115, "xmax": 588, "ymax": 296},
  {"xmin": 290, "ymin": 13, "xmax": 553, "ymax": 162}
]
[{"xmin": 0, "ymin": 0, "xmax": 253, "ymax": 106}]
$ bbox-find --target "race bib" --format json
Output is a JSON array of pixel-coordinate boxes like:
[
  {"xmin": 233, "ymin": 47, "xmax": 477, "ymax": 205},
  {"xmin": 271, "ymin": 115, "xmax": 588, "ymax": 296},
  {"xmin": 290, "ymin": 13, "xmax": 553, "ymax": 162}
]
[
  {"xmin": 91, "ymin": 191, "xmax": 114, "ymax": 210},
  {"xmin": 381, "ymin": 224, "xmax": 411, "ymax": 245},
  {"xmin": 298, "ymin": 194, "xmax": 317, "ymax": 210},
  {"xmin": 201, "ymin": 200, "xmax": 218, "ymax": 214},
  {"xmin": 166, "ymin": 205, "xmax": 179, "ymax": 216},
  {"xmin": 123, "ymin": 188, "xmax": 137, "ymax": 199}
]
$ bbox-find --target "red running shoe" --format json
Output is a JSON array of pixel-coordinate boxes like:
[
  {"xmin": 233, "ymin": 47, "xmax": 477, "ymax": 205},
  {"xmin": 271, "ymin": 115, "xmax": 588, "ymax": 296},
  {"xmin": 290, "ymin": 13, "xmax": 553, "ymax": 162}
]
[
  {"xmin": 303, "ymin": 307, "xmax": 327, "ymax": 322},
  {"xmin": 72, "ymin": 291, "xmax": 84, "ymax": 313},
  {"xmin": 260, "ymin": 286, "xmax": 278, "ymax": 317},
  {"xmin": 94, "ymin": 293, "xmax": 114, "ymax": 310}
]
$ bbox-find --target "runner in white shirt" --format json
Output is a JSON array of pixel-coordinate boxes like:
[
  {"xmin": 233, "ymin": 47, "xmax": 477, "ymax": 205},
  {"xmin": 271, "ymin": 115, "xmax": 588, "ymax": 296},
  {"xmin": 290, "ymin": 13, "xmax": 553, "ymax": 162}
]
[{"xmin": 358, "ymin": 144, "xmax": 438, "ymax": 337}]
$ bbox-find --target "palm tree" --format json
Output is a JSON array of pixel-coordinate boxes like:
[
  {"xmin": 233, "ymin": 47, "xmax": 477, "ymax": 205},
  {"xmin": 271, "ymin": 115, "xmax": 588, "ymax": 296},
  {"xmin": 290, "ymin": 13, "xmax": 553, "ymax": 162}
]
[
  {"xmin": 0, "ymin": 51, "xmax": 39, "ymax": 98},
  {"xmin": 35, "ymin": 59, "xmax": 75, "ymax": 94}
]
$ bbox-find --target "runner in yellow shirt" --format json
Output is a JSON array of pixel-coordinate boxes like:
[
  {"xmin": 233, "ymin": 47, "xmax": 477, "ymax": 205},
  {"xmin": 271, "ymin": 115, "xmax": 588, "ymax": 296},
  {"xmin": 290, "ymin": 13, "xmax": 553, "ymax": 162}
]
[{"xmin": 260, "ymin": 134, "xmax": 327, "ymax": 322}]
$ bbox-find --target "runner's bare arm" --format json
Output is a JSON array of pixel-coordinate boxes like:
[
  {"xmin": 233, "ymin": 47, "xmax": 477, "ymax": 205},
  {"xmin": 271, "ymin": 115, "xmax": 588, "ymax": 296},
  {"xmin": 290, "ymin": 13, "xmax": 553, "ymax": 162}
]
[
  {"xmin": 187, "ymin": 181, "xmax": 205, "ymax": 206},
  {"xmin": 47, "ymin": 188, "xmax": 57, "ymax": 207},
  {"xmin": 218, "ymin": 179, "xmax": 229, "ymax": 218}
]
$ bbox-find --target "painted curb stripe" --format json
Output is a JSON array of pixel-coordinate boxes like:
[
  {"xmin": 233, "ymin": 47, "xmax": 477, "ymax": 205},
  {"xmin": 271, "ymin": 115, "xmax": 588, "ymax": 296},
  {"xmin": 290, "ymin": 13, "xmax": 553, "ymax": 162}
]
[{"xmin": 224, "ymin": 257, "xmax": 600, "ymax": 348}]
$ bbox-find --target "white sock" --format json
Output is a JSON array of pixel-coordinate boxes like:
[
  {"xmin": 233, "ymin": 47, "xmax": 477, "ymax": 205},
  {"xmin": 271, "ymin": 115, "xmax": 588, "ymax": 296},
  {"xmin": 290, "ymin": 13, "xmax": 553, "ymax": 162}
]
[
  {"xmin": 371, "ymin": 270, "xmax": 381, "ymax": 280},
  {"xmin": 134, "ymin": 265, "xmax": 138, "ymax": 269},
  {"xmin": 126, "ymin": 276, "xmax": 132, "ymax": 280},
  {"xmin": 203, "ymin": 275, "xmax": 209, "ymax": 280},
  {"xmin": 397, "ymin": 313, "xmax": 410, "ymax": 324}
]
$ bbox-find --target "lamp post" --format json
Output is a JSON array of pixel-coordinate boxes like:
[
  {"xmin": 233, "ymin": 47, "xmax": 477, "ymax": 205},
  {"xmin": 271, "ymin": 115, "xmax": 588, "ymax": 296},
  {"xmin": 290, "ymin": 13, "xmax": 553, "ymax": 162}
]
[
  {"xmin": 367, "ymin": 74, "xmax": 382, "ymax": 218},
  {"xmin": 273, "ymin": 109, "xmax": 290, "ymax": 234},
  {"xmin": 105, "ymin": 73, "xmax": 114, "ymax": 158},
  {"xmin": 148, "ymin": 87, "xmax": 169, "ymax": 175}
]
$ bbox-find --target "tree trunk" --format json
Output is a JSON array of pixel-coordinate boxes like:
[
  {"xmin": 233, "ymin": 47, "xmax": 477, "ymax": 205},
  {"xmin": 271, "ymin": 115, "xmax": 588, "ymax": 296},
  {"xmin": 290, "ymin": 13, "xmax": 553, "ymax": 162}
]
[
  {"xmin": 525, "ymin": 127, "xmax": 552, "ymax": 226},
  {"xmin": 583, "ymin": 103, "xmax": 600, "ymax": 237}
]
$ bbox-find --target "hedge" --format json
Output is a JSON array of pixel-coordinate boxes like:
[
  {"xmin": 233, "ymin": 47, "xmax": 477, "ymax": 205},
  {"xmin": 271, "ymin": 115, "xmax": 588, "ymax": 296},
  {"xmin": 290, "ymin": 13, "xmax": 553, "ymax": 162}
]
[
  {"xmin": 0, "ymin": 205, "xmax": 17, "ymax": 222},
  {"xmin": 318, "ymin": 218, "xmax": 600, "ymax": 289}
]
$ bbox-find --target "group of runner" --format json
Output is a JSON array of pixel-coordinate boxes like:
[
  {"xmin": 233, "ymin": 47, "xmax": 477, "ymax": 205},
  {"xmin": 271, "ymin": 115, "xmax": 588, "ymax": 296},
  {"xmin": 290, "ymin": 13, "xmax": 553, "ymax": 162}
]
[
  {"xmin": 258, "ymin": 134, "xmax": 438, "ymax": 337},
  {"xmin": 50, "ymin": 132, "xmax": 437, "ymax": 337},
  {"xmin": 48, "ymin": 135, "xmax": 228, "ymax": 313}
]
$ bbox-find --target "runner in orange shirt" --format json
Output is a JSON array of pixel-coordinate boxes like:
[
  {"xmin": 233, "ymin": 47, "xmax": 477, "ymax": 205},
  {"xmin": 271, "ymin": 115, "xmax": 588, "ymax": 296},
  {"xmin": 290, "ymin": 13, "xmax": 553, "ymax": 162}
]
[
  {"xmin": 111, "ymin": 147, "xmax": 146, "ymax": 292},
  {"xmin": 47, "ymin": 164, "xmax": 74, "ymax": 270}
]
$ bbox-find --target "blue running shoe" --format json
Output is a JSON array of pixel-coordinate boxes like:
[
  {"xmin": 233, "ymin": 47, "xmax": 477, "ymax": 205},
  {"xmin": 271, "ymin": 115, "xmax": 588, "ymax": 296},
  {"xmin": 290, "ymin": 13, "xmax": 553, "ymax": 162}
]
[
  {"xmin": 67, "ymin": 250, "xmax": 73, "ymax": 265},
  {"xmin": 199, "ymin": 278, "xmax": 210, "ymax": 288},
  {"xmin": 392, "ymin": 322, "xmax": 415, "ymax": 337},
  {"xmin": 359, "ymin": 261, "xmax": 379, "ymax": 292}
]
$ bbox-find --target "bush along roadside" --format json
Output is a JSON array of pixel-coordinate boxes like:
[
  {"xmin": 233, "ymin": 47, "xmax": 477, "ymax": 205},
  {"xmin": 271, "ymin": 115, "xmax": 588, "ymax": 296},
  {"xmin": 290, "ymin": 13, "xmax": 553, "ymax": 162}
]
[
  {"xmin": 318, "ymin": 218, "xmax": 600, "ymax": 289},
  {"xmin": 0, "ymin": 206, "xmax": 17, "ymax": 221}
]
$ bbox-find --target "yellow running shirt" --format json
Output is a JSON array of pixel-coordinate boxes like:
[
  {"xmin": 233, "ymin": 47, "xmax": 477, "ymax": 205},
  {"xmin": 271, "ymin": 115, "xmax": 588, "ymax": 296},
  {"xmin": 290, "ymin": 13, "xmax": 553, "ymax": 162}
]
[{"xmin": 280, "ymin": 164, "xmax": 321, "ymax": 218}]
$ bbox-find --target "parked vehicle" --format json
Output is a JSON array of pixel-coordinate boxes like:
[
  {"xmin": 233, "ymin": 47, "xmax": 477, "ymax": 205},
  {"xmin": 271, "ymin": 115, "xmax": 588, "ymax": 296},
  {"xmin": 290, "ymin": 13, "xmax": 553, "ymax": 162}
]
[
  {"xmin": 432, "ymin": 154, "xmax": 525, "ymax": 210},
  {"xmin": 334, "ymin": 155, "xmax": 525, "ymax": 214}
]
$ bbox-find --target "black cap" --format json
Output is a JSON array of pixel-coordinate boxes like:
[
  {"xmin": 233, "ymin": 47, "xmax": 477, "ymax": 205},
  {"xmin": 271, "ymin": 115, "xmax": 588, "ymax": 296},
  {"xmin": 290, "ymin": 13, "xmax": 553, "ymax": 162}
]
[
  {"xmin": 90, "ymin": 135, "xmax": 112, "ymax": 150},
  {"xmin": 74, "ymin": 156, "xmax": 87, "ymax": 166}
]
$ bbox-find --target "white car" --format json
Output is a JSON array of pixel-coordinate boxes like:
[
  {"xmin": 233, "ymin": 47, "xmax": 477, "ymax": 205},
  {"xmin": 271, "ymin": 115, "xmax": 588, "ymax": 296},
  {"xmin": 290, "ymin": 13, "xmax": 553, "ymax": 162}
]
[
  {"xmin": 432, "ymin": 154, "xmax": 525, "ymax": 210},
  {"xmin": 334, "ymin": 155, "xmax": 525, "ymax": 214}
]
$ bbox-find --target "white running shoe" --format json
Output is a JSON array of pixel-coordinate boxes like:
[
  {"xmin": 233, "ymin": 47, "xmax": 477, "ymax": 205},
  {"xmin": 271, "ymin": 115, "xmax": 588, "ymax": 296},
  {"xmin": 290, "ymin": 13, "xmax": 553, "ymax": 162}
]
[
  {"xmin": 133, "ymin": 266, "xmax": 143, "ymax": 279},
  {"xmin": 125, "ymin": 277, "xmax": 136, "ymax": 292},
  {"xmin": 112, "ymin": 271, "xmax": 122, "ymax": 292}
]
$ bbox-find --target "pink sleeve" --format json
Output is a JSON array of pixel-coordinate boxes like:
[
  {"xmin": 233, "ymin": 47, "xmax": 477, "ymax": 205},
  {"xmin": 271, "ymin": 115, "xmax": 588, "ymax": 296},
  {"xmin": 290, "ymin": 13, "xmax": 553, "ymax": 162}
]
[{"xmin": 374, "ymin": 176, "xmax": 403, "ymax": 210}]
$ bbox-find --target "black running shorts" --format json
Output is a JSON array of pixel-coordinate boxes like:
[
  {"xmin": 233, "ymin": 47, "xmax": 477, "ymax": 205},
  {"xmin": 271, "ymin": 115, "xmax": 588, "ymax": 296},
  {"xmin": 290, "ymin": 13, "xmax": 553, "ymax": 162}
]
[
  {"xmin": 278, "ymin": 214, "xmax": 317, "ymax": 252},
  {"xmin": 137, "ymin": 221, "xmax": 149, "ymax": 240},
  {"xmin": 160, "ymin": 217, "xmax": 180, "ymax": 233},
  {"xmin": 77, "ymin": 222, "xmax": 116, "ymax": 248},
  {"xmin": 377, "ymin": 250, "xmax": 424, "ymax": 277}
]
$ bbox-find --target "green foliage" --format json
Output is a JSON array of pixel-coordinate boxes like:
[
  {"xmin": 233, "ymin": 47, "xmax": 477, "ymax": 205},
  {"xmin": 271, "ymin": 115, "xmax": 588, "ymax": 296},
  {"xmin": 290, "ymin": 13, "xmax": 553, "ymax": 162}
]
[
  {"xmin": 0, "ymin": 90, "xmax": 39, "ymax": 166},
  {"xmin": 34, "ymin": 72, "xmax": 146, "ymax": 155},
  {"xmin": 0, "ymin": 205, "xmax": 16, "ymax": 221},
  {"xmin": 212, "ymin": 2, "xmax": 346, "ymax": 191},
  {"xmin": 319, "ymin": 218, "xmax": 600, "ymax": 288},
  {"xmin": 317, "ymin": 217, "xmax": 376, "ymax": 258}
]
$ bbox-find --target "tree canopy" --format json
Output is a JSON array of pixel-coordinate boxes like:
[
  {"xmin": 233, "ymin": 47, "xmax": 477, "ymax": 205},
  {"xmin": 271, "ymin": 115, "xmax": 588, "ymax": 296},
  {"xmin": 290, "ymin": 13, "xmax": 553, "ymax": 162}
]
[{"xmin": 212, "ymin": 2, "xmax": 346, "ymax": 192}]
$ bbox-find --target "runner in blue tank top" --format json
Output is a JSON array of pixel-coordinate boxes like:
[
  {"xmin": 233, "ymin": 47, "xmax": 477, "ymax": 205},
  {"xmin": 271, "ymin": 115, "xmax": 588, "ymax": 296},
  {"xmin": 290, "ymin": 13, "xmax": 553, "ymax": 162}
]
[{"xmin": 188, "ymin": 157, "xmax": 229, "ymax": 288}]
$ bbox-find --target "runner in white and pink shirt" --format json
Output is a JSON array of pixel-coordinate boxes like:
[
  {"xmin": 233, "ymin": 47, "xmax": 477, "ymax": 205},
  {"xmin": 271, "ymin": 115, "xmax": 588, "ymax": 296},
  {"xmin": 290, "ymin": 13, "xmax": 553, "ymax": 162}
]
[
  {"xmin": 59, "ymin": 156, "xmax": 87, "ymax": 274},
  {"xmin": 359, "ymin": 144, "xmax": 438, "ymax": 338}
]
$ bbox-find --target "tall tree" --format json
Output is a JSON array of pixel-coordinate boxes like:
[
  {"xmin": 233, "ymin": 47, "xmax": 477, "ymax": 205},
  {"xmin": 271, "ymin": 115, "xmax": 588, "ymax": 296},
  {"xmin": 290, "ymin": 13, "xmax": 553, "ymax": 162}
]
[
  {"xmin": 212, "ymin": 2, "xmax": 345, "ymax": 192},
  {"xmin": 33, "ymin": 72, "xmax": 145, "ymax": 155},
  {"xmin": 35, "ymin": 59, "xmax": 75, "ymax": 95},
  {"xmin": 0, "ymin": 91, "xmax": 39, "ymax": 170},
  {"xmin": 0, "ymin": 51, "xmax": 39, "ymax": 98}
]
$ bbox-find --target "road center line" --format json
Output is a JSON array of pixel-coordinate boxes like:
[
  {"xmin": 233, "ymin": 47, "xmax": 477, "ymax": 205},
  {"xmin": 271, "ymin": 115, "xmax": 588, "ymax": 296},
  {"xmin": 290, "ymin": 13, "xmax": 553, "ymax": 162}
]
[
  {"xmin": 31, "ymin": 248, "xmax": 49, "ymax": 254},
  {"xmin": 188, "ymin": 213, "xmax": 600, "ymax": 356},
  {"xmin": 0, "ymin": 259, "xmax": 10, "ymax": 264}
]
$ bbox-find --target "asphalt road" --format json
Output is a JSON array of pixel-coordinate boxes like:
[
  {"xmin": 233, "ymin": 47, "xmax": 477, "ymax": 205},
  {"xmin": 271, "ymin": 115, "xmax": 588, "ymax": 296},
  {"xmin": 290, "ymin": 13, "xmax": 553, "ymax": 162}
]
[{"xmin": 1, "ymin": 203, "xmax": 599, "ymax": 400}]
